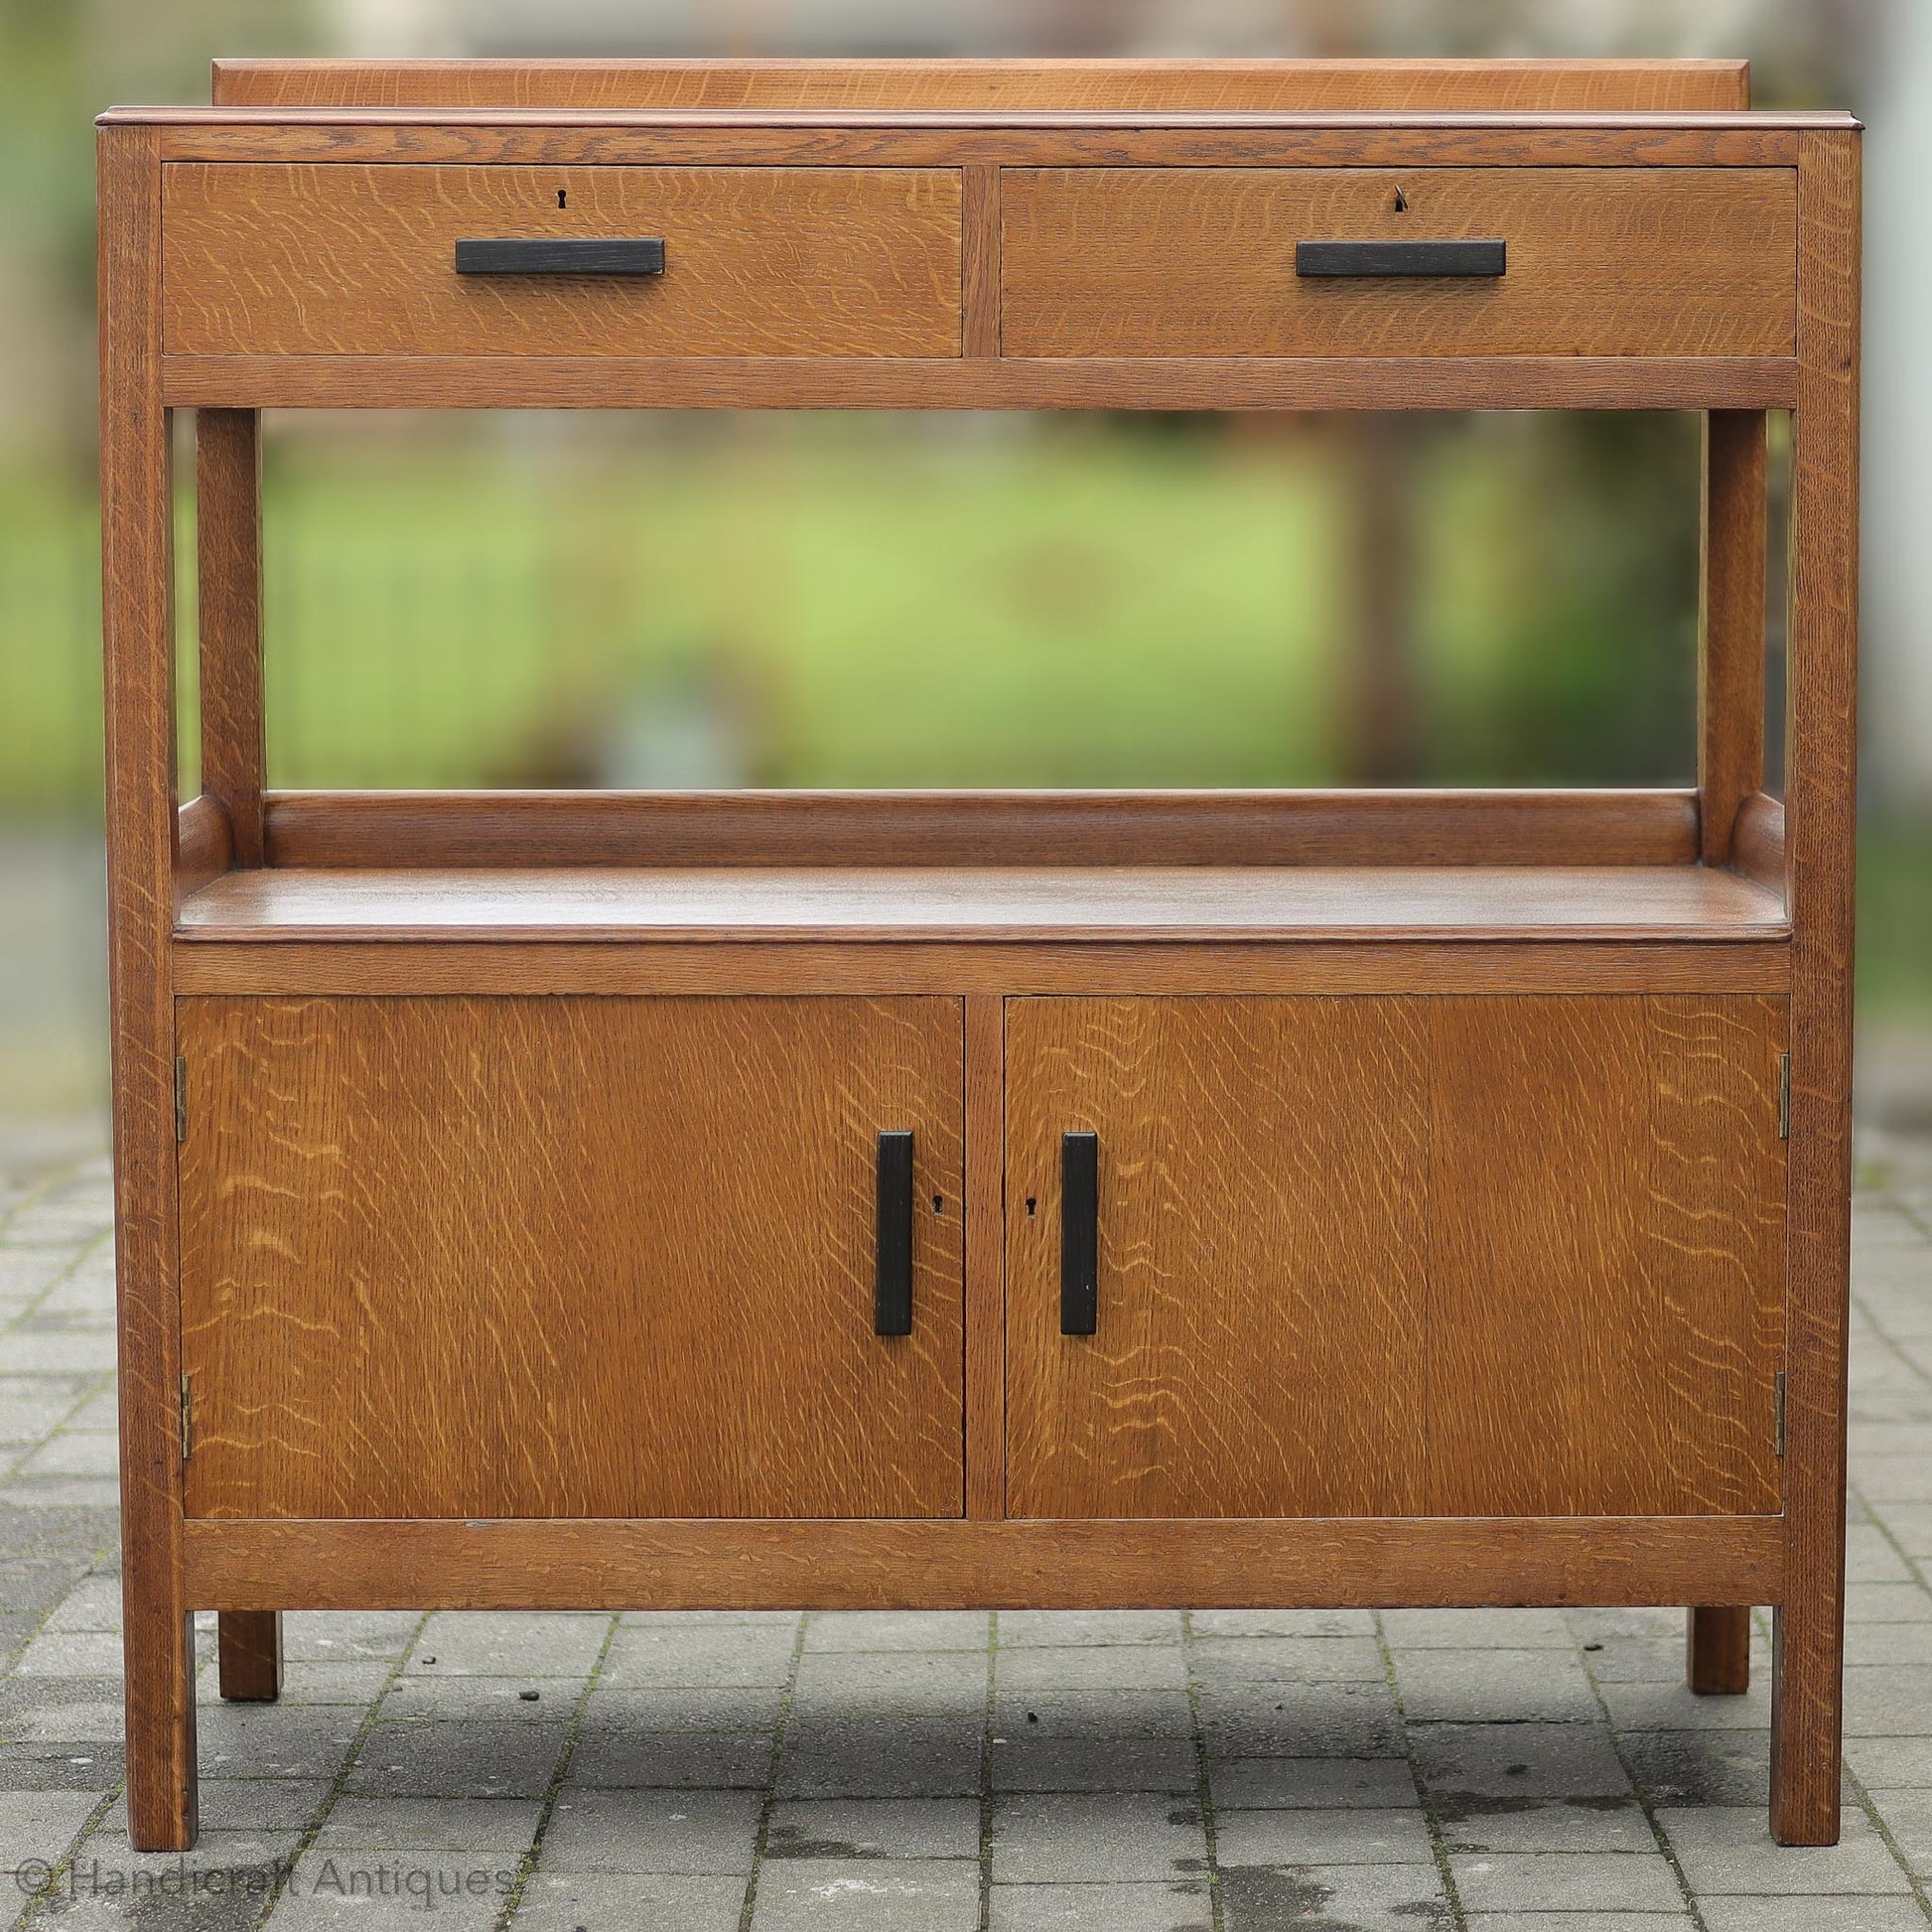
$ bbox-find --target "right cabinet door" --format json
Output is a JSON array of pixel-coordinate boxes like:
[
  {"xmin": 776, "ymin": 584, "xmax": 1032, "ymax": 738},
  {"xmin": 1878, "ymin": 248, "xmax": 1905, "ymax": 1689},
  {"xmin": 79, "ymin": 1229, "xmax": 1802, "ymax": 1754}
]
[{"xmin": 1005, "ymin": 995, "xmax": 1787, "ymax": 1520}]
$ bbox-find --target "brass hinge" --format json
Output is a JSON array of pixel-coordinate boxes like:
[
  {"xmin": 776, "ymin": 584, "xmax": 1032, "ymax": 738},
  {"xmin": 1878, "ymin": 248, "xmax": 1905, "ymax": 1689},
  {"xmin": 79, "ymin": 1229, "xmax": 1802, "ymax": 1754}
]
[
  {"xmin": 1775, "ymin": 1370, "xmax": 1786, "ymax": 1457},
  {"xmin": 1777, "ymin": 1051, "xmax": 1791, "ymax": 1141},
  {"xmin": 174, "ymin": 1057, "xmax": 187, "ymax": 1144},
  {"xmin": 179, "ymin": 1372, "xmax": 193, "ymax": 1461}
]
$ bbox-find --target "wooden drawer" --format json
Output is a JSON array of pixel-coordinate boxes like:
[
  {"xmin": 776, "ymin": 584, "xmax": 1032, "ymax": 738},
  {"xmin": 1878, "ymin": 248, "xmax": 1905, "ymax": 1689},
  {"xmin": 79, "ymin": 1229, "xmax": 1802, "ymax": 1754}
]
[
  {"xmin": 1006, "ymin": 994, "xmax": 1788, "ymax": 1519},
  {"xmin": 162, "ymin": 164, "xmax": 964, "ymax": 357},
  {"xmin": 178, "ymin": 995, "xmax": 966, "ymax": 1519},
  {"xmin": 1003, "ymin": 168, "xmax": 1796, "ymax": 357}
]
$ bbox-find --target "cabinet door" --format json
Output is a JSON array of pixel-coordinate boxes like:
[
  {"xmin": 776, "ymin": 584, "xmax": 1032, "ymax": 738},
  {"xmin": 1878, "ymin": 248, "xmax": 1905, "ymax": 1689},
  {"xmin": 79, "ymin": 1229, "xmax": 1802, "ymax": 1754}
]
[
  {"xmin": 180, "ymin": 995, "xmax": 964, "ymax": 1520},
  {"xmin": 1006, "ymin": 996, "xmax": 1786, "ymax": 1520}
]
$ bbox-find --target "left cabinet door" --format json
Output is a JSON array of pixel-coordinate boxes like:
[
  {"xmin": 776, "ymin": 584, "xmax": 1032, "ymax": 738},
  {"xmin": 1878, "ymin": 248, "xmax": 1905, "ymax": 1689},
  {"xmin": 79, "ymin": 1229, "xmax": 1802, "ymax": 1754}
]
[{"xmin": 177, "ymin": 995, "xmax": 965, "ymax": 1520}]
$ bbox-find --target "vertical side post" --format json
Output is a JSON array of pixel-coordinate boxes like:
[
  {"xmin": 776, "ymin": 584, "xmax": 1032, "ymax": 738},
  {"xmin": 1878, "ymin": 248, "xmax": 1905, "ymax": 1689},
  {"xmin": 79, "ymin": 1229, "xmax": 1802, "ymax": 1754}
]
[
  {"xmin": 99, "ymin": 120, "xmax": 198, "ymax": 1852},
  {"xmin": 1771, "ymin": 125, "xmax": 1862, "ymax": 1849},
  {"xmin": 1698, "ymin": 410, "xmax": 1768, "ymax": 866},
  {"xmin": 1687, "ymin": 1605, "xmax": 1752, "ymax": 1695},
  {"xmin": 961, "ymin": 166, "xmax": 1002, "ymax": 359},
  {"xmin": 963, "ymin": 997, "xmax": 1006, "ymax": 1519},
  {"xmin": 217, "ymin": 1610, "xmax": 284, "ymax": 1702},
  {"xmin": 196, "ymin": 408, "xmax": 265, "ymax": 866}
]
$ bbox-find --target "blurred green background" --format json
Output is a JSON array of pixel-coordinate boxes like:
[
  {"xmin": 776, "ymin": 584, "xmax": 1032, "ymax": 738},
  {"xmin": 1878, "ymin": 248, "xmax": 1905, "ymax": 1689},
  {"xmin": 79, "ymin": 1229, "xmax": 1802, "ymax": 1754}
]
[{"xmin": 2, "ymin": 0, "xmax": 1927, "ymax": 1128}]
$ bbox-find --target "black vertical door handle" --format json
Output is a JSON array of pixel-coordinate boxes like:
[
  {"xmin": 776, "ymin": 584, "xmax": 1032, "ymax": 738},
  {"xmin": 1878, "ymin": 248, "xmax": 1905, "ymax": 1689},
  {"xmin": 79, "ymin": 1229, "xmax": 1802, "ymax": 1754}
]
[
  {"xmin": 1061, "ymin": 1132, "xmax": 1098, "ymax": 1335},
  {"xmin": 876, "ymin": 1132, "xmax": 914, "ymax": 1336}
]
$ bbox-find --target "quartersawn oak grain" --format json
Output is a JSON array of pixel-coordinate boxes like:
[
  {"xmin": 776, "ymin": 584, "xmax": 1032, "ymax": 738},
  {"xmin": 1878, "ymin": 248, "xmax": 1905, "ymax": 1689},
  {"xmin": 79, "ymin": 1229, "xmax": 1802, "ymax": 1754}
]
[
  {"xmin": 1699, "ymin": 412, "xmax": 1769, "ymax": 865},
  {"xmin": 178, "ymin": 995, "xmax": 965, "ymax": 1520},
  {"xmin": 163, "ymin": 164, "xmax": 963, "ymax": 359},
  {"xmin": 1005, "ymin": 169, "xmax": 1796, "ymax": 359}
]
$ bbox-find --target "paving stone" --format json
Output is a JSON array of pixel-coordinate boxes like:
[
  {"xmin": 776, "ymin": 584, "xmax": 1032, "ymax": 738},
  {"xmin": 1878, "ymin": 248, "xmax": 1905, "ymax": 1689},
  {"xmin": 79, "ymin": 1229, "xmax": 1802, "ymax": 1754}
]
[
  {"xmin": 1439, "ymin": 1798, "xmax": 1658, "ymax": 1856},
  {"xmin": 790, "ymin": 1649, "xmax": 988, "ymax": 1717},
  {"xmin": 1848, "ymin": 1665, "xmax": 1932, "ymax": 1735},
  {"xmin": 1214, "ymin": 1805, "xmax": 1434, "ymax": 1865},
  {"xmin": 993, "ymin": 1688, "xmax": 1194, "ymax": 1741},
  {"xmin": 278, "ymin": 1660, "xmax": 397, "ymax": 1705},
  {"xmin": 566, "ymin": 1728, "xmax": 774, "ymax": 1789},
  {"xmin": 992, "ymin": 1734, "xmax": 1196, "ymax": 1795},
  {"xmin": 1860, "ymin": 1787, "xmax": 1932, "ymax": 1876},
  {"xmin": 404, "ymin": 1611, "xmax": 611, "ymax": 1678},
  {"xmin": 0, "ymin": 1739, "xmax": 121, "ymax": 1792},
  {"xmin": 803, "ymin": 1610, "xmax": 990, "ymax": 1652},
  {"xmin": 1208, "ymin": 1757, "xmax": 1419, "ymax": 1811},
  {"xmin": 601, "ymin": 1621, "xmax": 799, "ymax": 1689},
  {"xmin": 997, "ymin": 1644, "xmax": 1187, "ymax": 1693},
  {"xmin": 314, "ymin": 1796, "xmax": 542, "ymax": 1851},
  {"xmin": 1598, "ymin": 1678, "xmax": 1774, "ymax": 1731},
  {"xmin": 1615, "ymin": 1729, "xmax": 1772, "ymax": 1807},
  {"xmin": 1657, "ymin": 1804, "xmax": 1912, "ymax": 1893},
  {"xmin": 1396, "ymin": 1648, "xmax": 1598, "ymax": 1724},
  {"xmin": 1187, "ymin": 1609, "xmax": 1376, "ymax": 1640},
  {"xmin": 1381, "ymin": 1607, "xmax": 1576, "ymax": 1649},
  {"xmin": 1846, "ymin": 1620, "xmax": 1932, "ymax": 1666},
  {"xmin": 283, "ymin": 1610, "xmax": 424, "ymax": 1662},
  {"xmin": 1449, "ymin": 1851, "xmax": 1686, "ymax": 1914},
  {"xmin": 998, "ymin": 1610, "xmax": 1184, "ymax": 1647},
  {"xmin": 381, "ymin": 1675, "xmax": 585, "ymax": 1723},
  {"xmin": 511, "ymin": 1869, "xmax": 745, "ymax": 1932},
  {"xmin": 1462, "ymin": 1917, "xmax": 1690, "ymax": 1931},
  {"xmin": 1584, "ymin": 1638, "xmax": 1697, "ymax": 1685},
  {"xmin": 0, "ymin": 1391, "xmax": 83, "ymax": 1445},
  {"xmin": 1847, "ymin": 1526, "xmax": 1922, "ymax": 1583},
  {"xmin": 1196, "ymin": 1682, "xmax": 1402, "ymax": 1758},
  {"xmin": 578, "ymin": 1684, "xmax": 785, "ymax": 1734},
  {"xmin": 11, "ymin": 1631, "xmax": 120, "ymax": 1679},
  {"xmin": 1697, "ymin": 1900, "xmax": 1932, "ymax": 1931},
  {"xmin": 992, "ymin": 1792, "xmax": 1205, "ymax": 1883},
  {"xmin": 345, "ymin": 1721, "xmax": 568, "ymax": 1799},
  {"xmin": 41, "ymin": 1575, "xmax": 122, "ymax": 1633},
  {"xmin": 765, "ymin": 1797, "xmax": 981, "ymax": 1860},
  {"xmin": 537, "ymin": 1788, "xmax": 760, "ymax": 1873},
  {"xmin": 1846, "ymin": 1583, "xmax": 1932, "ymax": 1623},
  {"xmin": 0, "ymin": 1785, "xmax": 102, "ymax": 1872},
  {"xmin": 16, "ymin": 1698, "xmax": 125, "ymax": 1742},
  {"xmin": 749, "ymin": 1857, "xmax": 980, "ymax": 1931},
  {"xmin": 273, "ymin": 1848, "xmax": 510, "ymax": 1932},
  {"xmin": 197, "ymin": 1778, "xmax": 330, "ymax": 1833},
  {"xmin": 0, "ymin": 1334, "xmax": 115, "ymax": 1374},
  {"xmin": 989, "ymin": 1879, "xmax": 1213, "ymax": 1930},
  {"xmin": 777, "ymin": 1717, "xmax": 983, "ymax": 1800},
  {"xmin": 1415, "ymin": 1724, "xmax": 1633, "ymax": 1803},
  {"xmin": 1851, "ymin": 1735, "xmax": 1932, "ymax": 1788},
  {"xmin": 1855, "ymin": 1456, "xmax": 1932, "ymax": 1503},
  {"xmin": 1220, "ymin": 1863, "xmax": 1451, "ymax": 1929},
  {"xmin": 1187, "ymin": 1636, "xmax": 1385, "ymax": 1687}
]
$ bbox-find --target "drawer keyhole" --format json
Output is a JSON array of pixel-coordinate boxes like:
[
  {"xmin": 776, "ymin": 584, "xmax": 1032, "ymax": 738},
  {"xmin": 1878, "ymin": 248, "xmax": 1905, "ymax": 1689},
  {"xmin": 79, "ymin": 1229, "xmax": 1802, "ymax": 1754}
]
[
  {"xmin": 1393, "ymin": 184, "xmax": 1409, "ymax": 212},
  {"xmin": 556, "ymin": 190, "xmax": 567, "ymax": 209}
]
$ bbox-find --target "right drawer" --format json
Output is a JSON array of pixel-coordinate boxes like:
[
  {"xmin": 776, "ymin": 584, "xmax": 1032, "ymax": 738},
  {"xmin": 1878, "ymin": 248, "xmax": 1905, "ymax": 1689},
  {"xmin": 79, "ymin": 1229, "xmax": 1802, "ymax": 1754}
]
[{"xmin": 1002, "ymin": 168, "xmax": 1796, "ymax": 358}]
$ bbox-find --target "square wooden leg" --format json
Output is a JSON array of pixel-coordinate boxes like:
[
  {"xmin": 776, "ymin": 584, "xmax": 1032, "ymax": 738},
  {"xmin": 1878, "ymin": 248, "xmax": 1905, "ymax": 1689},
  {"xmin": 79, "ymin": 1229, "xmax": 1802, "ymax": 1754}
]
[
  {"xmin": 1770, "ymin": 1599, "xmax": 1845, "ymax": 1845},
  {"xmin": 217, "ymin": 1610, "xmax": 283, "ymax": 1702},
  {"xmin": 121, "ymin": 1593, "xmax": 198, "ymax": 1852},
  {"xmin": 1687, "ymin": 1605, "xmax": 1751, "ymax": 1695}
]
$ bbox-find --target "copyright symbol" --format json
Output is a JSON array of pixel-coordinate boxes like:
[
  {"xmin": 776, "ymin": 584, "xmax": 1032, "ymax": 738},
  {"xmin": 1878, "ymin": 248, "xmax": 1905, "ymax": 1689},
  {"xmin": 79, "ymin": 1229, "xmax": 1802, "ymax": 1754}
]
[{"xmin": 14, "ymin": 1861, "xmax": 53, "ymax": 1895}]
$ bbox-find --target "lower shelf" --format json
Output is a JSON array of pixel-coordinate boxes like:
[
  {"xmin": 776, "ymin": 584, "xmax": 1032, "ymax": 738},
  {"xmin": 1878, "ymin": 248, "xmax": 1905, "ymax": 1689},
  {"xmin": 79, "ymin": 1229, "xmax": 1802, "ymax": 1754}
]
[{"xmin": 175, "ymin": 862, "xmax": 1789, "ymax": 944}]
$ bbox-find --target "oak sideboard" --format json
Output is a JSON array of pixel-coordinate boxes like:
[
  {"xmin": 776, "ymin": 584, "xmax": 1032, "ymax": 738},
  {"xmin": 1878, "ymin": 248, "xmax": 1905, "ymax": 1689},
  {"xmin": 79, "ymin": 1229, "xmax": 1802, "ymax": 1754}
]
[{"xmin": 96, "ymin": 56, "xmax": 1861, "ymax": 1849}]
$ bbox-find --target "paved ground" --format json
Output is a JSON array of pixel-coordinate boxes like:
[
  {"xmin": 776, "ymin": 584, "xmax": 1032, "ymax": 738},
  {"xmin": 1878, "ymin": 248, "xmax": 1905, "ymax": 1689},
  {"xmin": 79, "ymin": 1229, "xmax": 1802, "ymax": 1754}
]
[{"xmin": 0, "ymin": 1125, "xmax": 1929, "ymax": 1931}]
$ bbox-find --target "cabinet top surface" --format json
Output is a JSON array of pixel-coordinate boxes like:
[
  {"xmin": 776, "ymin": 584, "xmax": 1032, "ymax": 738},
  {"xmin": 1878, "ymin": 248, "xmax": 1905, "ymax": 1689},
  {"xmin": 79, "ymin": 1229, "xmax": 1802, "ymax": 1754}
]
[{"xmin": 93, "ymin": 55, "xmax": 1857, "ymax": 130}]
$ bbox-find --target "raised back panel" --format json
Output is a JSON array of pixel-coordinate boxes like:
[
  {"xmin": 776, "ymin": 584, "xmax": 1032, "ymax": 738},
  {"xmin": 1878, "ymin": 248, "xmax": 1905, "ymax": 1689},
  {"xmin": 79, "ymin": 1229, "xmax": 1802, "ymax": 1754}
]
[{"xmin": 209, "ymin": 58, "xmax": 1750, "ymax": 114}]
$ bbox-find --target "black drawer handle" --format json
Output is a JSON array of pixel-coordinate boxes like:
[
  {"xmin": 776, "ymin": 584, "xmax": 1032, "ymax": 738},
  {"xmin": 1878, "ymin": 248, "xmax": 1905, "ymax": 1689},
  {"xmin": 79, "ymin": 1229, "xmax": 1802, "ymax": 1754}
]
[
  {"xmin": 454, "ymin": 238, "xmax": 666, "ymax": 277},
  {"xmin": 1061, "ymin": 1132, "xmax": 1098, "ymax": 1336},
  {"xmin": 876, "ymin": 1132, "xmax": 914, "ymax": 1336},
  {"xmin": 1296, "ymin": 239, "xmax": 1506, "ymax": 279}
]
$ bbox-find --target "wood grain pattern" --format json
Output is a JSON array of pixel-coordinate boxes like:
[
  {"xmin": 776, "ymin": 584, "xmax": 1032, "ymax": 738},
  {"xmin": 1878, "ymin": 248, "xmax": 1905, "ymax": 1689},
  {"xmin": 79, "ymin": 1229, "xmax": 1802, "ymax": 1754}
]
[
  {"xmin": 175, "ymin": 795, "xmax": 231, "ymax": 899},
  {"xmin": 1689, "ymin": 1605, "xmax": 1752, "ymax": 1694},
  {"xmin": 207, "ymin": 58, "xmax": 1754, "ymax": 115},
  {"xmin": 163, "ymin": 165, "xmax": 962, "ymax": 359},
  {"xmin": 1772, "ymin": 125, "xmax": 1862, "ymax": 1849},
  {"xmin": 1006, "ymin": 998, "xmax": 1431, "ymax": 1518},
  {"xmin": 162, "ymin": 352, "xmax": 1799, "ymax": 414},
  {"xmin": 1734, "ymin": 791, "xmax": 1788, "ymax": 897},
  {"xmin": 194, "ymin": 410, "xmax": 264, "ymax": 867},
  {"xmin": 171, "ymin": 939, "xmax": 1794, "ymax": 1001},
  {"xmin": 1005, "ymin": 169, "xmax": 1796, "ymax": 359},
  {"xmin": 172, "ymin": 865, "xmax": 1788, "ymax": 946},
  {"xmin": 256, "ymin": 788, "xmax": 1705, "ymax": 872},
  {"xmin": 1007, "ymin": 996, "xmax": 1786, "ymax": 1520},
  {"xmin": 216, "ymin": 1610, "xmax": 282, "ymax": 1701},
  {"xmin": 150, "ymin": 121, "xmax": 1812, "ymax": 173},
  {"xmin": 178, "ymin": 996, "xmax": 965, "ymax": 1520},
  {"xmin": 181, "ymin": 1513, "xmax": 1784, "ymax": 1613},
  {"xmin": 1700, "ymin": 412, "xmax": 1768, "ymax": 864},
  {"xmin": 1428, "ymin": 996, "xmax": 1787, "ymax": 1516},
  {"xmin": 964, "ymin": 997, "xmax": 1005, "ymax": 1520},
  {"xmin": 98, "ymin": 120, "xmax": 198, "ymax": 1854},
  {"xmin": 961, "ymin": 165, "xmax": 1000, "ymax": 358}
]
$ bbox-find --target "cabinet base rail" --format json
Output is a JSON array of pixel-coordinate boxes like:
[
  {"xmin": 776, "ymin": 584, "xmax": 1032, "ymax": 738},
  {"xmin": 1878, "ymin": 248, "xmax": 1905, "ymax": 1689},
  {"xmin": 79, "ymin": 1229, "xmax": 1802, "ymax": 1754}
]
[{"xmin": 181, "ymin": 1513, "xmax": 1784, "ymax": 1611}]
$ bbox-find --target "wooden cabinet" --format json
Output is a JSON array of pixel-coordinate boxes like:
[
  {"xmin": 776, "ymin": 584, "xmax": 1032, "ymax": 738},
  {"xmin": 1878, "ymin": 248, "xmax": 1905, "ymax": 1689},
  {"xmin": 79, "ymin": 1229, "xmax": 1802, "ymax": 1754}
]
[
  {"xmin": 1005, "ymin": 996, "xmax": 1787, "ymax": 1522},
  {"xmin": 178, "ymin": 995, "xmax": 966, "ymax": 1520},
  {"xmin": 100, "ymin": 57, "xmax": 1860, "ymax": 1852}
]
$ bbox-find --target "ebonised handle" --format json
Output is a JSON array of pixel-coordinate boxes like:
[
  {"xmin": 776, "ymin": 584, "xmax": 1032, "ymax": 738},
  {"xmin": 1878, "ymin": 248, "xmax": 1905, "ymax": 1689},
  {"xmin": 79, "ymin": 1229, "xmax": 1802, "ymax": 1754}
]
[
  {"xmin": 455, "ymin": 238, "xmax": 667, "ymax": 277},
  {"xmin": 1060, "ymin": 1132, "xmax": 1098, "ymax": 1336},
  {"xmin": 876, "ymin": 1132, "xmax": 914, "ymax": 1337},
  {"xmin": 1295, "ymin": 239, "xmax": 1506, "ymax": 279}
]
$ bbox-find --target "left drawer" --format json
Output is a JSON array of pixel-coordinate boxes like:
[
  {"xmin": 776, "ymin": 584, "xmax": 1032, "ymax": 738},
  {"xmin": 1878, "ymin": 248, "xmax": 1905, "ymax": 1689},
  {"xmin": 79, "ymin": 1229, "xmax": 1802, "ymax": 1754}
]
[{"xmin": 162, "ymin": 164, "xmax": 965, "ymax": 357}]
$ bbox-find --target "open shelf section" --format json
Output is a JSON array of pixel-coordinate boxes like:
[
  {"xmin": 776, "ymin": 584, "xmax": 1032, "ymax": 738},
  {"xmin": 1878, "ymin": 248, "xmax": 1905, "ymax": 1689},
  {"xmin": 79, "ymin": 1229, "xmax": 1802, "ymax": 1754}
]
[{"xmin": 175, "ymin": 862, "xmax": 1788, "ymax": 946}]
